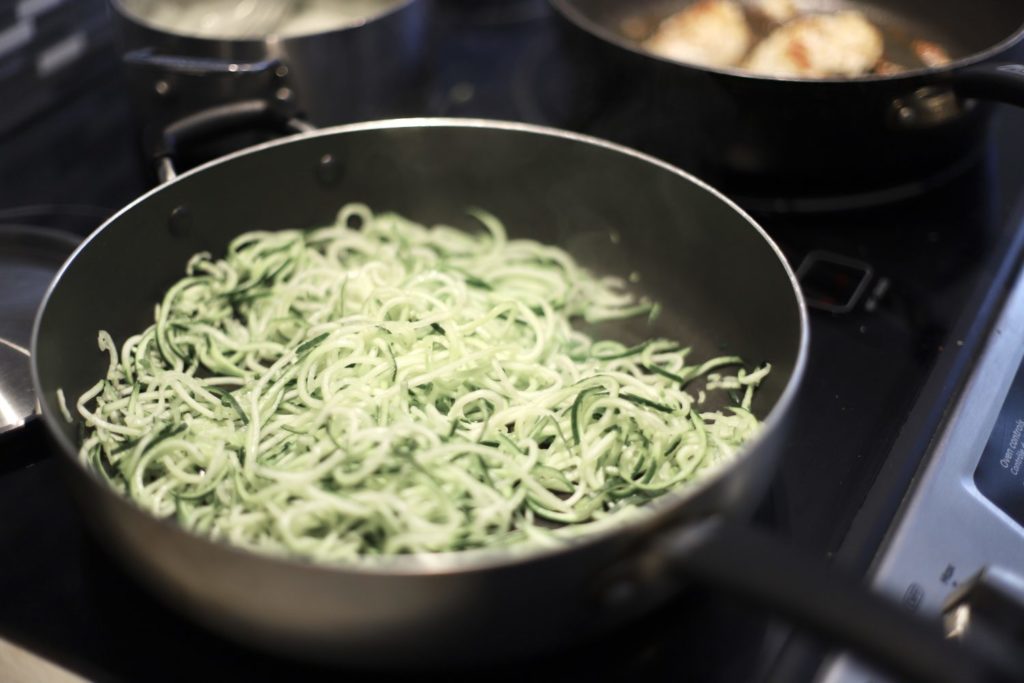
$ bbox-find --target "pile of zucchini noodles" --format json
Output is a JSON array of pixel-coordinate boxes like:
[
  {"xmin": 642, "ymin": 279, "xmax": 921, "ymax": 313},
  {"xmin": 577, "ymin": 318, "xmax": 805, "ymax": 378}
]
[{"xmin": 65, "ymin": 204, "xmax": 770, "ymax": 562}]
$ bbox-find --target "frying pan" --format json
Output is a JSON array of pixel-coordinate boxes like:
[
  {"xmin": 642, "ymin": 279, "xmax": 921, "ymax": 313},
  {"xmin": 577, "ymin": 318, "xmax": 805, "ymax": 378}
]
[
  {"xmin": 28, "ymin": 118, "xmax": 1011, "ymax": 682},
  {"xmin": 550, "ymin": 0, "xmax": 1024, "ymax": 207}
]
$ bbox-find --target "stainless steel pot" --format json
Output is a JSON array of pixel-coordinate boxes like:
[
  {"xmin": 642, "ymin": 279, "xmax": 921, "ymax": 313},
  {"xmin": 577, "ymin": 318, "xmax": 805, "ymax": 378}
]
[{"xmin": 109, "ymin": 0, "xmax": 428, "ymax": 132}]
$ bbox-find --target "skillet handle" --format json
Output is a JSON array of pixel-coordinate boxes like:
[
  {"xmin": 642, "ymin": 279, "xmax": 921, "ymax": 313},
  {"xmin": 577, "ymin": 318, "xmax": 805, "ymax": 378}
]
[
  {"xmin": 154, "ymin": 99, "xmax": 315, "ymax": 183},
  {"xmin": 632, "ymin": 517, "xmax": 1022, "ymax": 683},
  {"xmin": 949, "ymin": 63, "xmax": 1024, "ymax": 109}
]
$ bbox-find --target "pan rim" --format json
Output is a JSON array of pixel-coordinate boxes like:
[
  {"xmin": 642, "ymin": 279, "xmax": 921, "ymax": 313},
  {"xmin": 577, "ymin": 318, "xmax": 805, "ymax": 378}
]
[
  {"xmin": 550, "ymin": 0, "xmax": 1024, "ymax": 85},
  {"xmin": 109, "ymin": 0, "xmax": 420, "ymax": 43},
  {"xmin": 31, "ymin": 116, "xmax": 810, "ymax": 577}
]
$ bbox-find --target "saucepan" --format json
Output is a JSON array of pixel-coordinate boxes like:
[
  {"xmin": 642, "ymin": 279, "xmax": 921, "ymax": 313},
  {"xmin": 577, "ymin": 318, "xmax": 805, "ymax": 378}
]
[
  {"xmin": 551, "ymin": 0, "xmax": 1024, "ymax": 207},
  {"xmin": 108, "ymin": 0, "xmax": 427, "ymax": 145},
  {"xmin": 29, "ymin": 117, "xmax": 1014, "ymax": 682}
]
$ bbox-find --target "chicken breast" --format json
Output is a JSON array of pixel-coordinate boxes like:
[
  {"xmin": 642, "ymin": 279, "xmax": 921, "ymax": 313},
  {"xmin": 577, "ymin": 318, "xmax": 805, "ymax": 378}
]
[
  {"xmin": 912, "ymin": 39, "xmax": 952, "ymax": 68},
  {"xmin": 743, "ymin": 11, "xmax": 884, "ymax": 77},
  {"xmin": 643, "ymin": 0, "xmax": 753, "ymax": 68},
  {"xmin": 747, "ymin": 0, "xmax": 796, "ymax": 25},
  {"xmin": 873, "ymin": 59, "xmax": 907, "ymax": 76}
]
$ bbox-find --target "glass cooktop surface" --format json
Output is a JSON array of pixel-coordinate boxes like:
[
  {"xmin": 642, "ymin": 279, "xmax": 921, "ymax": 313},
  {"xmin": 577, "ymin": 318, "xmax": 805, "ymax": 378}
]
[{"xmin": 3, "ymin": 2, "xmax": 1024, "ymax": 681}]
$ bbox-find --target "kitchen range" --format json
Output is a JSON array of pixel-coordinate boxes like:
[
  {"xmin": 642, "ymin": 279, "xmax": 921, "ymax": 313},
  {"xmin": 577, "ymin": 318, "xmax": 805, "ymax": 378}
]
[{"xmin": 3, "ymin": 1, "xmax": 1024, "ymax": 681}]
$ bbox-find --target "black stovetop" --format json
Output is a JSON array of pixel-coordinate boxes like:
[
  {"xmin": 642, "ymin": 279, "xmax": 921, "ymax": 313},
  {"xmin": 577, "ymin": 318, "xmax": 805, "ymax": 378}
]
[{"xmin": 4, "ymin": 2, "xmax": 1024, "ymax": 682}]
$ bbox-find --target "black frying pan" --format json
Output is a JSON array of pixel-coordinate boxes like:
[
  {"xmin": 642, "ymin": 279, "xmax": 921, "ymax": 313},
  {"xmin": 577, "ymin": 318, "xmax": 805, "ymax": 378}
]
[
  {"xmin": 28, "ymin": 117, "xmax": 1016, "ymax": 682},
  {"xmin": 551, "ymin": 0, "xmax": 1024, "ymax": 207}
]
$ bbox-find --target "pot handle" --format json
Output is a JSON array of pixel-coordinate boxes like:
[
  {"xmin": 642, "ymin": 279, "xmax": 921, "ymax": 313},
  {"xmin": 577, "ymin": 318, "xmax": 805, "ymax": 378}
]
[
  {"xmin": 154, "ymin": 99, "xmax": 314, "ymax": 183},
  {"xmin": 618, "ymin": 516, "xmax": 1023, "ymax": 683},
  {"xmin": 949, "ymin": 63, "xmax": 1024, "ymax": 108}
]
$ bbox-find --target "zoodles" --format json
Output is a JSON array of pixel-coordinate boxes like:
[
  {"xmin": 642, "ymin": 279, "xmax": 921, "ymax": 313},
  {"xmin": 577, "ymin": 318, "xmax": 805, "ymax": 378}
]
[{"xmin": 70, "ymin": 204, "xmax": 770, "ymax": 562}]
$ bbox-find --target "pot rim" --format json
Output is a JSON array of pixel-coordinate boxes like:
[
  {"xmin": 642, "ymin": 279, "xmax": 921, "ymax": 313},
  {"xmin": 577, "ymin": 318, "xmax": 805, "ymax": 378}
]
[{"xmin": 108, "ymin": 0, "xmax": 419, "ymax": 43}]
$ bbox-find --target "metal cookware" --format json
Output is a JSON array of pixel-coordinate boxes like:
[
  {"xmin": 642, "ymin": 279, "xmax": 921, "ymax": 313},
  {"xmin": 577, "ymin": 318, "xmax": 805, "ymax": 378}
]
[
  {"xmin": 30, "ymin": 119, "xmax": 1012, "ymax": 682},
  {"xmin": 551, "ymin": 0, "xmax": 1024, "ymax": 207},
  {"xmin": 0, "ymin": 206, "xmax": 112, "ymax": 438},
  {"xmin": 108, "ymin": 0, "xmax": 427, "ymax": 137}
]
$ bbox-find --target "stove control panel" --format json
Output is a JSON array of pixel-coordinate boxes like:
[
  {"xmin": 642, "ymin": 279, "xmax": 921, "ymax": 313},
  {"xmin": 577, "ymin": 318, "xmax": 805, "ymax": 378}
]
[
  {"xmin": 974, "ymin": 358, "xmax": 1024, "ymax": 527},
  {"xmin": 820, "ymin": 254, "xmax": 1024, "ymax": 683}
]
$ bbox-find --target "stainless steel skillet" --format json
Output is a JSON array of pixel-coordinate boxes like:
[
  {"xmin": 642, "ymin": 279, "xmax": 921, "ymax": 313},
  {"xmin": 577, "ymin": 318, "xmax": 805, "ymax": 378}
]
[{"xmin": 28, "ymin": 118, "xmax": 1008, "ymax": 682}]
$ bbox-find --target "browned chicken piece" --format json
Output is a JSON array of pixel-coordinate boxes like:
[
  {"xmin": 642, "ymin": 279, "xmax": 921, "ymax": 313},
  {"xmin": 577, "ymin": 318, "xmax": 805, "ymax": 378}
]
[
  {"xmin": 618, "ymin": 15, "xmax": 651, "ymax": 42},
  {"xmin": 743, "ymin": 10, "xmax": 884, "ymax": 77},
  {"xmin": 912, "ymin": 39, "xmax": 952, "ymax": 67},
  {"xmin": 620, "ymin": 15, "xmax": 651, "ymax": 42},
  {"xmin": 643, "ymin": 0, "xmax": 753, "ymax": 68},
  {"xmin": 874, "ymin": 59, "xmax": 907, "ymax": 75},
  {"xmin": 746, "ymin": 0, "xmax": 797, "ymax": 25}
]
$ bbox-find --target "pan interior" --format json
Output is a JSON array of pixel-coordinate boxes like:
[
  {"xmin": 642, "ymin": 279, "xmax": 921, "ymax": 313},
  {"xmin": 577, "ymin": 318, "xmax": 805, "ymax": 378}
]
[{"xmin": 566, "ymin": 0, "xmax": 1024, "ymax": 71}]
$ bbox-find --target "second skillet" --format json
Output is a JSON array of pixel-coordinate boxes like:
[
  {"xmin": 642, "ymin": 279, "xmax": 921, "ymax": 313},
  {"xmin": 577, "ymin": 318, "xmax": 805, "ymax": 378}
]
[{"xmin": 551, "ymin": 0, "xmax": 1024, "ymax": 207}]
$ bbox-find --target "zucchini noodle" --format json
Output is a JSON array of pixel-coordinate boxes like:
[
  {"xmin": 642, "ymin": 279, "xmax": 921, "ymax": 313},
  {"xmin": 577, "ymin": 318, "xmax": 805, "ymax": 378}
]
[{"xmin": 70, "ymin": 204, "xmax": 770, "ymax": 562}]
